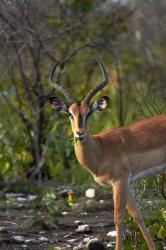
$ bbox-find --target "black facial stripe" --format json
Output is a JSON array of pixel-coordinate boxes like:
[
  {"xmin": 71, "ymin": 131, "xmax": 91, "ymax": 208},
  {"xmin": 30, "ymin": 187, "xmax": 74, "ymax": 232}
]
[
  {"xmin": 78, "ymin": 112, "xmax": 83, "ymax": 128},
  {"xmin": 85, "ymin": 110, "xmax": 92, "ymax": 120}
]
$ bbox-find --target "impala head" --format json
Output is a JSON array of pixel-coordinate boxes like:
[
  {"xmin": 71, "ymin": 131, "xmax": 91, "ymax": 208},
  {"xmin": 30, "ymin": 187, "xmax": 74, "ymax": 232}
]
[{"xmin": 49, "ymin": 58, "xmax": 109, "ymax": 143}]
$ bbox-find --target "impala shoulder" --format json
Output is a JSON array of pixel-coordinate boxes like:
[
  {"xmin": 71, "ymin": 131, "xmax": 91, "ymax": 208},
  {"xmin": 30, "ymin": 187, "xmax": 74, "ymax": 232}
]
[{"xmin": 94, "ymin": 127, "xmax": 131, "ymax": 151}]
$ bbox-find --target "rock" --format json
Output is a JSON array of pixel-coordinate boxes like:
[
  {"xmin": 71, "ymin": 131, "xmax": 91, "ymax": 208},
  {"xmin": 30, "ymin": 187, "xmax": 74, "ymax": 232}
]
[
  {"xmin": 39, "ymin": 236, "xmax": 49, "ymax": 242},
  {"xmin": 5, "ymin": 193, "xmax": 24, "ymax": 198},
  {"xmin": 67, "ymin": 238, "xmax": 77, "ymax": 243},
  {"xmin": 85, "ymin": 188, "xmax": 95, "ymax": 199},
  {"xmin": 74, "ymin": 237, "xmax": 105, "ymax": 250},
  {"xmin": 5, "ymin": 193, "xmax": 37, "ymax": 201},
  {"xmin": 73, "ymin": 242, "xmax": 84, "ymax": 250},
  {"xmin": 107, "ymin": 231, "xmax": 116, "ymax": 238},
  {"xmin": 66, "ymin": 244, "xmax": 73, "ymax": 249},
  {"xmin": 64, "ymin": 234, "xmax": 70, "ymax": 238},
  {"xmin": 0, "ymin": 227, "xmax": 5, "ymax": 231},
  {"xmin": 61, "ymin": 211, "xmax": 69, "ymax": 216},
  {"xmin": 80, "ymin": 211, "xmax": 88, "ymax": 216},
  {"xmin": 99, "ymin": 200, "xmax": 104, "ymax": 204},
  {"xmin": 13, "ymin": 235, "xmax": 24, "ymax": 242},
  {"xmin": 82, "ymin": 236, "xmax": 97, "ymax": 244},
  {"xmin": 76, "ymin": 224, "xmax": 90, "ymax": 233},
  {"xmin": 74, "ymin": 220, "xmax": 83, "ymax": 225},
  {"xmin": 17, "ymin": 195, "xmax": 37, "ymax": 201},
  {"xmin": 83, "ymin": 236, "xmax": 95, "ymax": 244},
  {"xmin": 22, "ymin": 245, "xmax": 28, "ymax": 249},
  {"xmin": 25, "ymin": 238, "xmax": 36, "ymax": 243},
  {"xmin": 107, "ymin": 242, "xmax": 115, "ymax": 249}
]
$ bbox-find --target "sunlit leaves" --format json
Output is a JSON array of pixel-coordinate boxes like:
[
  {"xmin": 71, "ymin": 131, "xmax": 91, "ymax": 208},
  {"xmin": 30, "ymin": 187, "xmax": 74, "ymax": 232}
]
[{"xmin": 124, "ymin": 199, "xmax": 166, "ymax": 249}]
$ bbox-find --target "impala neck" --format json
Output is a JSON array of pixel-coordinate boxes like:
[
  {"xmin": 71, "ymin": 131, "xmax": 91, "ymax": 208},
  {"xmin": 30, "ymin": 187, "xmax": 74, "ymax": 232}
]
[{"xmin": 74, "ymin": 133, "xmax": 99, "ymax": 176}]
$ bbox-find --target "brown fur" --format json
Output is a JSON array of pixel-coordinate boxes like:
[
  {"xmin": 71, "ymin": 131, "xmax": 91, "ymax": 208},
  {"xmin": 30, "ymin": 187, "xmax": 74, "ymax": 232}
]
[
  {"xmin": 50, "ymin": 59, "xmax": 165, "ymax": 249},
  {"xmin": 69, "ymin": 102, "xmax": 166, "ymax": 250},
  {"xmin": 72, "ymin": 110, "xmax": 166, "ymax": 181},
  {"xmin": 50, "ymin": 97, "xmax": 165, "ymax": 250}
]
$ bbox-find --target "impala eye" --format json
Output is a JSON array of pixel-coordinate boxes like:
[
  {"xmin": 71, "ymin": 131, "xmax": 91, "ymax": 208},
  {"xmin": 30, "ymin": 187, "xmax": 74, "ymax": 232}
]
[{"xmin": 68, "ymin": 113, "xmax": 73, "ymax": 120}]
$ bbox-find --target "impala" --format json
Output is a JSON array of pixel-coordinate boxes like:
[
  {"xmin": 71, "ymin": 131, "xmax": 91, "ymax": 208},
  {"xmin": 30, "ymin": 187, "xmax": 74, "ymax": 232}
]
[{"xmin": 49, "ymin": 58, "xmax": 166, "ymax": 250}]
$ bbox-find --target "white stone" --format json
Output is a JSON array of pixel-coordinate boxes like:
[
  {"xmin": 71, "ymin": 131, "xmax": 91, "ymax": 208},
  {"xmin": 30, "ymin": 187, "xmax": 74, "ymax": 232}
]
[
  {"xmin": 76, "ymin": 224, "xmax": 90, "ymax": 233},
  {"xmin": 13, "ymin": 235, "xmax": 24, "ymax": 242},
  {"xmin": 6, "ymin": 193, "xmax": 24, "ymax": 198},
  {"xmin": 80, "ymin": 212, "xmax": 88, "ymax": 215},
  {"xmin": 66, "ymin": 244, "xmax": 73, "ymax": 249},
  {"xmin": 67, "ymin": 238, "xmax": 77, "ymax": 243},
  {"xmin": 22, "ymin": 245, "xmax": 28, "ymax": 248},
  {"xmin": 83, "ymin": 236, "xmax": 96, "ymax": 243},
  {"xmin": 73, "ymin": 243, "xmax": 84, "ymax": 250},
  {"xmin": 62, "ymin": 211, "xmax": 69, "ymax": 215},
  {"xmin": 85, "ymin": 188, "xmax": 95, "ymax": 198},
  {"xmin": 107, "ymin": 231, "xmax": 117, "ymax": 237},
  {"xmin": 25, "ymin": 238, "xmax": 36, "ymax": 243},
  {"xmin": 99, "ymin": 199, "xmax": 104, "ymax": 204},
  {"xmin": 27, "ymin": 195, "xmax": 37, "ymax": 201},
  {"xmin": 74, "ymin": 220, "xmax": 82, "ymax": 225},
  {"xmin": 17, "ymin": 197, "xmax": 26, "ymax": 201},
  {"xmin": 64, "ymin": 234, "xmax": 70, "ymax": 238},
  {"xmin": 107, "ymin": 242, "xmax": 115, "ymax": 248},
  {"xmin": 39, "ymin": 236, "xmax": 49, "ymax": 242}
]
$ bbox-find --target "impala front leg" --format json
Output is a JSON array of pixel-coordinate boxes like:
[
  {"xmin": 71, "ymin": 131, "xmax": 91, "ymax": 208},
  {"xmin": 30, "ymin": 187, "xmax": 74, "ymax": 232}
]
[{"xmin": 112, "ymin": 178, "xmax": 128, "ymax": 250}]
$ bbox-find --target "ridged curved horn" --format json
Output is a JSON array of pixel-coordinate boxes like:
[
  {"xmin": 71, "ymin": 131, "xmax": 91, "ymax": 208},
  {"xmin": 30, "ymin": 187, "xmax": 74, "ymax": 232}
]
[
  {"xmin": 82, "ymin": 58, "xmax": 108, "ymax": 104},
  {"xmin": 49, "ymin": 60, "xmax": 76, "ymax": 105}
]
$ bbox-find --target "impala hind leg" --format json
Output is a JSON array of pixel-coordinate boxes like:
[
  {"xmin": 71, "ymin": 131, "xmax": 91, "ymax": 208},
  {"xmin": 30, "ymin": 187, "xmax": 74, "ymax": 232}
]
[
  {"xmin": 126, "ymin": 188, "xmax": 156, "ymax": 250},
  {"xmin": 112, "ymin": 179, "xmax": 128, "ymax": 250}
]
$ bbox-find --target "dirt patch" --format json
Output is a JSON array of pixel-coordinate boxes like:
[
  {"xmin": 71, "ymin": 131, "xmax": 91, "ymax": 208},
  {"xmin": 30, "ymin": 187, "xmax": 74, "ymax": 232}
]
[
  {"xmin": 0, "ymin": 187, "xmax": 165, "ymax": 250},
  {"xmin": 0, "ymin": 192, "xmax": 115, "ymax": 250}
]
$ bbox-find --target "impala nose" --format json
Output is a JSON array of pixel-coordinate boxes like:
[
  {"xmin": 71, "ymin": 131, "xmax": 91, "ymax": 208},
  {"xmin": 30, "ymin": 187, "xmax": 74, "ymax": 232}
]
[{"xmin": 75, "ymin": 131, "xmax": 86, "ymax": 143}]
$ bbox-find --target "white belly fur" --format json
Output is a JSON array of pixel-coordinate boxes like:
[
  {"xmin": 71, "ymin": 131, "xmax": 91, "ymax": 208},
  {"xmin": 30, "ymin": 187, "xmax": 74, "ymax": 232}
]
[{"xmin": 131, "ymin": 164, "xmax": 166, "ymax": 182}]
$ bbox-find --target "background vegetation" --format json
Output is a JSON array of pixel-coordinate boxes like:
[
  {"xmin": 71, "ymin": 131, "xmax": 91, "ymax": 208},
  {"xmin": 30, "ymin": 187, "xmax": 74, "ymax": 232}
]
[
  {"xmin": 0, "ymin": 0, "xmax": 165, "ymax": 249},
  {"xmin": 0, "ymin": 0, "xmax": 165, "ymax": 182}
]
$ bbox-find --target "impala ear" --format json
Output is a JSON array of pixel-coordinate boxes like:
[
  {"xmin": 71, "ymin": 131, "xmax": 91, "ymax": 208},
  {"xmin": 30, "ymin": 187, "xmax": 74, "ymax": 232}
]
[
  {"xmin": 91, "ymin": 96, "xmax": 109, "ymax": 112},
  {"xmin": 50, "ymin": 96, "xmax": 68, "ymax": 113}
]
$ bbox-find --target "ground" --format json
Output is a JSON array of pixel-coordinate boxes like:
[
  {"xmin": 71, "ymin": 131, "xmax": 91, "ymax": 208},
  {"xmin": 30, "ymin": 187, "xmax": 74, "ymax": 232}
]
[
  {"xmin": 0, "ymin": 184, "xmax": 116, "ymax": 250},
  {"xmin": 0, "ymin": 182, "xmax": 165, "ymax": 250}
]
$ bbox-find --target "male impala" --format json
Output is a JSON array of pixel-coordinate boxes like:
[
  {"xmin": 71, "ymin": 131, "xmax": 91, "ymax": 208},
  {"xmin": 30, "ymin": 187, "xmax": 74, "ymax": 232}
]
[{"xmin": 49, "ymin": 58, "xmax": 166, "ymax": 250}]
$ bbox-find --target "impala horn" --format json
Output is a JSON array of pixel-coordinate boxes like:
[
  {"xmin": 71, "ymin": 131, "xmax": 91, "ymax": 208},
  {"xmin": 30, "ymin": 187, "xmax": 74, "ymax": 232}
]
[
  {"xmin": 49, "ymin": 59, "xmax": 76, "ymax": 105},
  {"xmin": 82, "ymin": 58, "xmax": 108, "ymax": 104}
]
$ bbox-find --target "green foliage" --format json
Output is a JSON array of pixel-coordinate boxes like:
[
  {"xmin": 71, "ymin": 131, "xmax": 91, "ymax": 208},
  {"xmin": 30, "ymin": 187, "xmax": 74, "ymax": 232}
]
[
  {"xmin": 124, "ymin": 196, "xmax": 166, "ymax": 249},
  {"xmin": 0, "ymin": 0, "xmax": 165, "ymax": 191},
  {"xmin": 48, "ymin": 246, "xmax": 56, "ymax": 250},
  {"xmin": 0, "ymin": 113, "xmax": 33, "ymax": 180},
  {"xmin": 65, "ymin": 0, "xmax": 99, "ymax": 13},
  {"xmin": 47, "ymin": 18, "xmax": 62, "ymax": 28},
  {"xmin": 30, "ymin": 191, "xmax": 69, "ymax": 228},
  {"xmin": 41, "ymin": 192, "xmax": 62, "ymax": 217}
]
